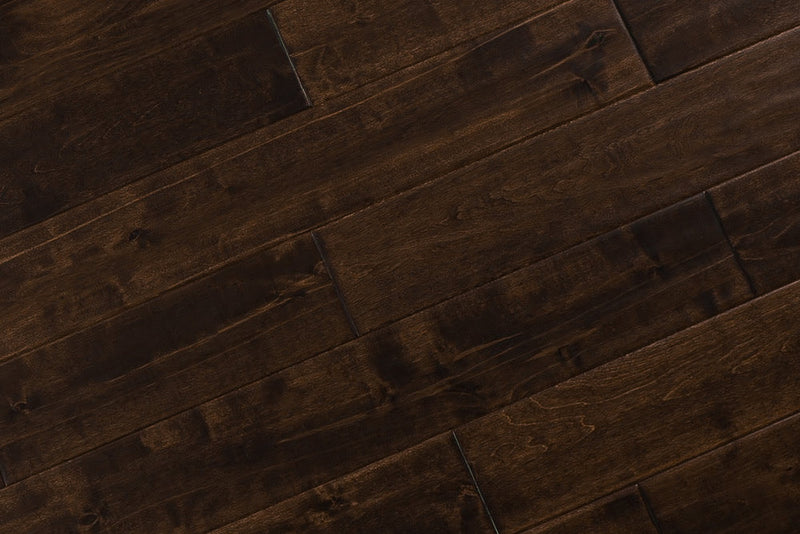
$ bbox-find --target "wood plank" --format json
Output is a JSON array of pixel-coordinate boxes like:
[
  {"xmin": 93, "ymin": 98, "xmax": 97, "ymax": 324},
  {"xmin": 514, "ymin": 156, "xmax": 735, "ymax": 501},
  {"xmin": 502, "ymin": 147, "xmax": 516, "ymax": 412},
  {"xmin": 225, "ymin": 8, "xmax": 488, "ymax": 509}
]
[
  {"xmin": 455, "ymin": 279, "xmax": 800, "ymax": 532},
  {"xmin": 519, "ymin": 487, "xmax": 656, "ymax": 534},
  {"xmin": 319, "ymin": 27, "xmax": 800, "ymax": 333},
  {"xmin": 0, "ymin": 235, "xmax": 353, "ymax": 484},
  {"xmin": 208, "ymin": 434, "xmax": 495, "ymax": 534},
  {"xmin": 0, "ymin": 10, "xmax": 308, "ymax": 239},
  {"xmin": 0, "ymin": 195, "xmax": 751, "ymax": 529},
  {"xmin": 710, "ymin": 150, "xmax": 800, "ymax": 295},
  {"xmin": 615, "ymin": 0, "xmax": 800, "ymax": 81},
  {"xmin": 0, "ymin": 0, "xmax": 281, "ymax": 120},
  {"xmin": 641, "ymin": 412, "xmax": 800, "ymax": 534},
  {"xmin": 272, "ymin": 0, "xmax": 567, "ymax": 102},
  {"xmin": 0, "ymin": 0, "xmax": 650, "ymax": 361}
]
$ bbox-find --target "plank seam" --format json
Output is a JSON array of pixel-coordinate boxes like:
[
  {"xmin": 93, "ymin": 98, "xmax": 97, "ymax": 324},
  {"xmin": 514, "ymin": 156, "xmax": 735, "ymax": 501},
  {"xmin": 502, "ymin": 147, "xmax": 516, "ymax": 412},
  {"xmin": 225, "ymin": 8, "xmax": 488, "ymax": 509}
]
[
  {"xmin": 0, "ymin": 461, "xmax": 7, "ymax": 488},
  {"xmin": 452, "ymin": 431, "xmax": 501, "ymax": 534},
  {"xmin": 311, "ymin": 231, "xmax": 361, "ymax": 337},
  {"xmin": 267, "ymin": 9, "xmax": 312, "ymax": 107},
  {"xmin": 704, "ymin": 191, "xmax": 758, "ymax": 297},
  {"xmin": 609, "ymin": 0, "xmax": 655, "ymax": 83},
  {"xmin": 635, "ymin": 483, "xmax": 664, "ymax": 534}
]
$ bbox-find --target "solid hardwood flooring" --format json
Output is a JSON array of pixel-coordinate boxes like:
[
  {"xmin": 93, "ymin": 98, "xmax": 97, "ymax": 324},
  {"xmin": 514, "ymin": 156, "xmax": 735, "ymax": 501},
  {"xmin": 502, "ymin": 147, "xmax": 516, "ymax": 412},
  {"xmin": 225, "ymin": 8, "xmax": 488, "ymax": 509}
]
[
  {"xmin": 1, "ymin": 0, "xmax": 799, "ymax": 531},
  {"xmin": 0, "ymin": 10, "xmax": 307, "ymax": 238},
  {"xmin": 641, "ymin": 411, "xmax": 800, "ymax": 534},
  {"xmin": 272, "ymin": 0, "xmax": 568, "ymax": 101},
  {"xmin": 710, "ymin": 150, "xmax": 800, "ymax": 295},
  {"xmin": 0, "ymin": 0, "xmax": 281, "ymax": 119},
  {"xmin": 615, "ymin": 0, "xmax": 800, "ymax": 80},
  {"xmin": 0, "ymin": 0, "xmax": 649, "ymax": 363},
  {"xmin": 457, "ymin": 278, "xmax": 800, "ymax": 531},
  {"xmin": 320, "ymin": 26, "xmax": 800, "ymax": 332}
]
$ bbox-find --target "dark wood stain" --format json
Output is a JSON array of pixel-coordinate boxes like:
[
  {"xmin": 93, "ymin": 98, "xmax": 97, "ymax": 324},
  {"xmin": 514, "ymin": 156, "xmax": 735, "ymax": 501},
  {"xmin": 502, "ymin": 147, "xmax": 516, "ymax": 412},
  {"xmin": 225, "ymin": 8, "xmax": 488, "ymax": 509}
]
[
  {"xmin": 641, "ymin": 411, "xmax": 800, "ymax": 533},
  {"xmin": 710, "ymin": 151, "xmax": 800, "ymax": 295},
  {"xmin": 319, "ymin": 27, "xmax": 800, "ymax": 332},
  {"xmin": 456, "ymin": 279, "xmax": 800, "ymax": 531},
  {"xmin": 615, "ymin": 0, "xmax": 800, "ymax": 81},
  {"xmin": 0, "ymin": 10, "xmax": 308, "ymax": 238},
  {"xmin": 1, "ymin": 0, "xmax": 798, "ymax": 532},
  {"xmin": 0, "ymin": 0, "xmax": 649, "ymax": 365}
]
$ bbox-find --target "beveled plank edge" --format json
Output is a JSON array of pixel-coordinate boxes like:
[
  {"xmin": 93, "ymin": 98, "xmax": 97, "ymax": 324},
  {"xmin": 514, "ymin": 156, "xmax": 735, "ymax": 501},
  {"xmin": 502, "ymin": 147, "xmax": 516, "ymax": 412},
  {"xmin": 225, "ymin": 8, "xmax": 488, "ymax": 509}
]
[
  {"xmin": 454, "ymin": 431, "xmax": 501, "ymax": 534},
  {"xmin": 609, "ymin": 0, "xmax": 654, "ymax": 83},
  {"xmin": 704, "ymin": 191, "xmax": 758, "ymax": 296}
]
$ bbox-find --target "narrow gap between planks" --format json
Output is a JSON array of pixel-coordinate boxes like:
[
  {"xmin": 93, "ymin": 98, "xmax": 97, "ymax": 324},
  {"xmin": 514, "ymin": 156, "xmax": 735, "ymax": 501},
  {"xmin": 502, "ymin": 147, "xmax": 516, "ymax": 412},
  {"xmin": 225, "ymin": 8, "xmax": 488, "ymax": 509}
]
[
  {"xmin": 636, "ymin": 483, "xmax": 665, "ymax": 534},
  {"xmin": 452, "ymin": 430, "xmax": 501, "ymax": 534},
  {"xmin": 311, "ymin": 231, "xmax": 361, "ymax": 337},
  {"xmin": 703, "ymin": 190, "xmax": 758, "ymax": 297}
]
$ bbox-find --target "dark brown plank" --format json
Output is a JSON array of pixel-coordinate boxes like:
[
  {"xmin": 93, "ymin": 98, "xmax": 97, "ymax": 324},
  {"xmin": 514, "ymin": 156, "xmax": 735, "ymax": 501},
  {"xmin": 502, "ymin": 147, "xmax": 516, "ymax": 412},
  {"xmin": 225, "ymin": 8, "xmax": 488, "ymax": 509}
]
[
  {"xmin": 0, "ymin": 10, "xmax": 308, "ymax": 239},
  {"xmin": 0, "ymin": 0, "xmax": 280, "ymax": 119},
  {"xmin": 0, "ymin": 0, "xmax": 649, "ymax": 361},
  {"xmin": 0, "ymin": 195, "xmax": 750, "ymax": 530},
  {"xmin": 641, "ymin": 412, "xmax": 800, "ymax": 534},
  {"xmin": 456, "ymin": 278, "xmax": 800, "ymax": 532},
  {"xmin": 0, "ymin": 235, "xmax": 353, "ymax": 483},
  {"xmin": 710, "ymin": 150, "xmax": 800, "ymax": 295},
  {"xmin": 272, "ymin": 0, "xmax": 567, "ymax": 101},
  {"xmin": 520, "ymin": 487, "xmax": 656, "ymax": 534},
  {"xmin": 208, "ymin": 434, "xmax": 494, "ymax": 534},
  {"xmin": 319, "ymin": 26, "xmax": 800, "ymax": 333},
  {"xmin": 615, "ymin": 0, "xmax": 800, "ymax": 81}
]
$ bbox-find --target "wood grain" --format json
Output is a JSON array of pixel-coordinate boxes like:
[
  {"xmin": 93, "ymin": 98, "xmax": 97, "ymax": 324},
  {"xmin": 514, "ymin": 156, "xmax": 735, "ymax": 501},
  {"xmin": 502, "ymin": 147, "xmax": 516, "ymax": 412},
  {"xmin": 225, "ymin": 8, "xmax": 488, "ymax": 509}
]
[
  {"xmin": 209, "ymin": 434, "xmax": 494, "ymax": 534},
  {"xmin": 641, "ymin": 412, "xmax": 800, "ymax": 534},
  {"xmin": 0, "ymin": 195, "xmax": 750, "ymax": 529},
  {"xmin": 710, "ymin": 150, "xmax": 800, "ymax": 295},
  {"xmin": 272, "ymin": 0, "xmax": 568, "ymax": 101},
  {"xmin": 0, "ymin": 0, "xmax": 282, "ymax": 119},
  {"xmin": 320, "ymin": 26, "xmax": 800, "ymax": 332},
  {"xmin": 615, "ymin": 0, "xmax": 800, "ymax": 81},
  {"xmin": 0, "ymin": 10, "xmax": 308, "ymax": 239},
  {"xmin": 0, "ymin": 0, "xmax": 649, "ymax": 361},
  {"xmin": 520, "ymin": 487, "xmax": 657, "ymax": 534},
  {"xmin": 456, "ymin": 278, "xmax": 800, "ymax": 532},
  {"xmin": 0, "ymin": 235, "xmax": 353, "ymax": 483}
]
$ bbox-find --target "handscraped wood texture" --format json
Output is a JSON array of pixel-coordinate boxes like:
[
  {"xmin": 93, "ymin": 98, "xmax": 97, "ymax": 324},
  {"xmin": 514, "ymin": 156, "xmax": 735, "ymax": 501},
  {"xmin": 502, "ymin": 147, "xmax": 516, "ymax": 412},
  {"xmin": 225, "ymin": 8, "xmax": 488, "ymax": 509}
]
[
  {"xmin": 457, "ymin": 279, "xmax": 800, "ymax": 532},
  {"xmin": 0, "ymin": 0, "xmax": 282, "ymax": 119},
  {"xmin": 209, "ymin": 434, "xmax": 495, "ymax": 534},
  {"xmin": 615, "ymin": 0, "xmax": 800, "ymax": 80},
  {"xmin": 710, "ymin": 151, "xmax": 800, "ymax": 294},
  {"xmin": 1, "ymin": 0, "xmax": 799, "ymax": 532},
  {"xmin": 641, "ymin": 412, "xmax": 800, "ymax": 534},
  {"xmin": 0, "ymin": 10, "xmax": 308, "ymax": 238},
  {"xmin": 271, "ymin": 0, "xmax": 567, "ymax": 101},
  {"xmin": 0, "ymin": 0, "xmax": 649, "ymax": 362},
  {"xmin": 320, "ymin": 26, "xmax": 800, "ymax": 332}
]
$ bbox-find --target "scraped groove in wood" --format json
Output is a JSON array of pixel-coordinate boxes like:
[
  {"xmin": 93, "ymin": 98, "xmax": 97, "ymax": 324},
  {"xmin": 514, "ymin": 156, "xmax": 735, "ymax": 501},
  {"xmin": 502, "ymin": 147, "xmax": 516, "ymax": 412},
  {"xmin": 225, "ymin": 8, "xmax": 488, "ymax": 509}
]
[
  {"xmin": 272, "ymin": 0, "xmax": 567, "ymax": 102},
  {"xmin": 0, "ymin": 10, "xmax": 308, "ymax": 239},
  {"xmin": 0, "ymin": 236, "xmax": 353, "ymax": 483},
  {"xmin": 0, "ymin": 0, "xmax": 650, "ymax": 363},
  {"xmin": 519, "ymin": 486, "xmax": 657, "ymax": 534},
  {"xmin": 640, "ymin": 411, "xmax": 800, "ymax": 534},
  {"xmin": 614, "ymin": 0, "xmax": 800, "ymax": 81},
  {"xmin": 455, "ymin": 279, "xmax": 800, "ymax": 532},
  {"xmin": 0, "ymin": 194, "xmax": 752, "ymax": 529},
  {"xmin": 319, "ymin": 27, "xmax": 800, "ymax": 333},
  {"xmin": 710, "ymin": 150, "xmax": 800, "ymax": 295},
  {"xmin": 0, "ymin": 0, "xmax": 282, "ymax": 120},
  {"xmin": 208, "ymin": 434, "xmax": 495, "ymax": 534}
]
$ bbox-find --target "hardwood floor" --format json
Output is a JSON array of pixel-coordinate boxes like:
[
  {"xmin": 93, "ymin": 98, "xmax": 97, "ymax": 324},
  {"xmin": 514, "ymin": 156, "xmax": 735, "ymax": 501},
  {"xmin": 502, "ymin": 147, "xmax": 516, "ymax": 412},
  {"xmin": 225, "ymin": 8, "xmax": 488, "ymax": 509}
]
[{"xmin": 1, "ymin": 0, "xmax": 798, "ymax": 532}]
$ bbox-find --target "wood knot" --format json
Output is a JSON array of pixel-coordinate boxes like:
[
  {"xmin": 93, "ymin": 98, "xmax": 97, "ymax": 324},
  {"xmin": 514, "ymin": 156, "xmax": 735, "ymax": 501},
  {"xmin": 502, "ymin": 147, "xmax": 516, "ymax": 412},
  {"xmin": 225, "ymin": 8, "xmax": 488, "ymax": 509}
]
[
  {"xmin": 10, "ymin": 400, "xmax": 28, "ymax": 413},
  {"xmin": 584, "ymin": 29, "xmax": 613, "ymax": 49},
  {"xmin": 78, "ymin": 513, "xmax": 99, "ymax": 527},
  {"xmin": 128, "ymin": 228, "xmax": 145, "ymax": 241}
]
